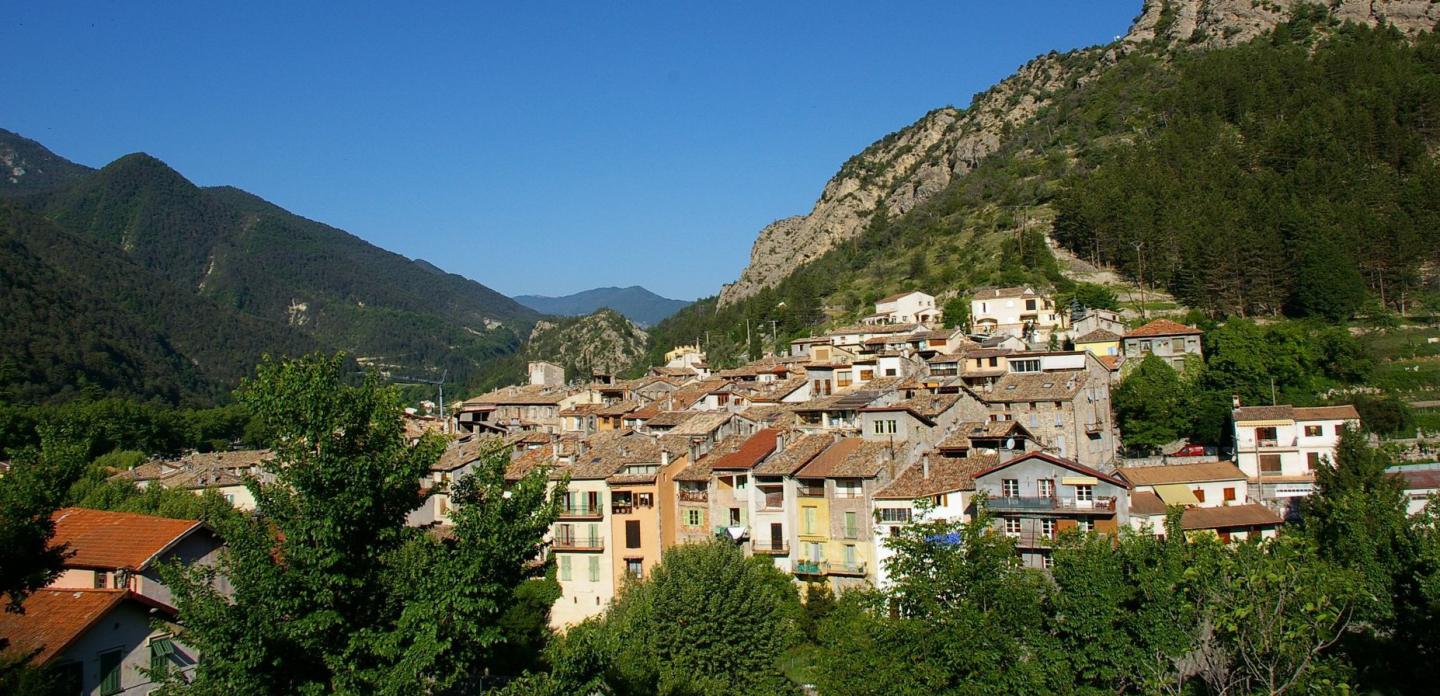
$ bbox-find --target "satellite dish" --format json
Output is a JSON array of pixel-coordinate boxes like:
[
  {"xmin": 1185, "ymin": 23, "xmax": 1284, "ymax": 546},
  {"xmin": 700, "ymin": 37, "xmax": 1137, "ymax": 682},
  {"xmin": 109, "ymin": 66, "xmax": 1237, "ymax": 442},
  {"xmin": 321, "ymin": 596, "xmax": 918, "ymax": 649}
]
[{"xmin": 1005, "ymin": 438, "xmax": 1016, "ymax": 450}]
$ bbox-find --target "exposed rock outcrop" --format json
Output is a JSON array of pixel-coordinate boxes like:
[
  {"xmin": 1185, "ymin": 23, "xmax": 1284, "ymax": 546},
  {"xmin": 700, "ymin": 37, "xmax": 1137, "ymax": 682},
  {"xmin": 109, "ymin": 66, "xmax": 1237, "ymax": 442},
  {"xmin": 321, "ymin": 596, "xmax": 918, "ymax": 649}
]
[{"xmin": 717, "ymin": 0, "xmax": 1440, "ymax": 305}]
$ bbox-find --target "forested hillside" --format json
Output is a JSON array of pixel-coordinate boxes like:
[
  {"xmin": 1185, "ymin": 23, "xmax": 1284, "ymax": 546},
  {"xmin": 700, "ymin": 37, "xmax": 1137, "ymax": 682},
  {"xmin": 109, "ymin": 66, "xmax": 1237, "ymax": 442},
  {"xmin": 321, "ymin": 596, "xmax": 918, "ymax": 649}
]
[
  {"xmin": 0, "ymin": 134, "xmax": 542, "ymax": 403},
  {"xmin": 649, "ymin": 17, "xmax": 1440, "ymax": 367}
]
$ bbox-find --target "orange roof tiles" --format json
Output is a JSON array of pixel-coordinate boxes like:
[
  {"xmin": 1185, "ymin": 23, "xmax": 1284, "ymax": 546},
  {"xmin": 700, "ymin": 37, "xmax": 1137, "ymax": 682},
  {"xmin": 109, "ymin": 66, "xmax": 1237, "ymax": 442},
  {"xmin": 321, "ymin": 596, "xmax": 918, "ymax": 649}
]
[
  {"xmin": 1126, "ymin": 319, "xmax": 1203, "ymax": 338},
  {"xmin": 708, "ymin": 429, "xmax": 780, "ymax": 471},
  {"xmin": 0, "ymin": 589, "xmax": 169, "ymax": 664},
  {"xmin": 51, "ymin": 508, "xmax": 202, "ymax": 571}
]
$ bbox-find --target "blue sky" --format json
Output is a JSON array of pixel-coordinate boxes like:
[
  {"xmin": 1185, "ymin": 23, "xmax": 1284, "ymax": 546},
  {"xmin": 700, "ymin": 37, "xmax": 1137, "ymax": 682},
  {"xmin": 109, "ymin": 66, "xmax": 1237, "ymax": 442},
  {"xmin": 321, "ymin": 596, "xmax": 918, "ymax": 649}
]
[{"xmin": 2, "ymin": 2, "xmax": 1140, "ymax": 300}]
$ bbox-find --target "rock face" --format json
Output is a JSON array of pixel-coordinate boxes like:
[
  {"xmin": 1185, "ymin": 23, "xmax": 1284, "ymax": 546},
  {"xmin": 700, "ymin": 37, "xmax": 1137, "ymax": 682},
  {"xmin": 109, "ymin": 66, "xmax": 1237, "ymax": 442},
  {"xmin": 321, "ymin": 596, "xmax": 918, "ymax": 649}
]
[
  {"xmin": 525, "ymin": 309, "xmax": 650, "ymax": 377},
  {"xmin": 717, "ymin": 0, "xmax": 1440, "ymax": 305}
]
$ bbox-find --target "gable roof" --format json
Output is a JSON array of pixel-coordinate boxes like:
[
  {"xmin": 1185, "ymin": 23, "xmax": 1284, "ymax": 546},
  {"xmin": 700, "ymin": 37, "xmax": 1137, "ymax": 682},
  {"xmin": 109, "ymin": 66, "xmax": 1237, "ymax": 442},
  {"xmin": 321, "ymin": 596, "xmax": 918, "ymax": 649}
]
[
  {"xmin": 1074, "ymin": 329, "xmax": 1121, "ymax": 343},
  {"xmin": 1181, "ymin": 504, "xmax": 1283, "ymax": 531},
  {"xmin": 708, "ymin": 429, "xmax": 780, "ymax": 471},
  {"xmin": 1116, "ymin": 462, "xmax": 1248, "ymax": 487},
  {"xmin": 1126, "ymin": 319, "xmax": 1203, "ymax": 338},
  {"xmin": 795, "ymin": 439, "xmax": 896, "ymax": 479},
  {"xmin": 937, "ymin": 421, "xmax": 1037, "ymax": 451},
  {"xmin": 0, "ymin": 589, "xmax": 173, "ymax": 665},
  {"xmin": 752, "ymin": 434, "xmax": 836, "ymax": 476},
  {"xmin": 974, "ymin": 451, "xmax": 1129, "ymax": 488},
  {"xmin": 1294, "ymin": 405, "xmax": 1361, "ymax": 421},
  {"xmin": 985, "ymin": 372, "xmax": 1087, "ymax": 403},
  {"xmin": 878, "ymin": 290, "xmax": 928, "ymax": 303},
  {"xmin": 50, "ymin": 508, "xmax": 204, "ymax": 572},
  {"xmin": 1129, "ymin": 491, "xmax": 1168, "ymax": 517}
]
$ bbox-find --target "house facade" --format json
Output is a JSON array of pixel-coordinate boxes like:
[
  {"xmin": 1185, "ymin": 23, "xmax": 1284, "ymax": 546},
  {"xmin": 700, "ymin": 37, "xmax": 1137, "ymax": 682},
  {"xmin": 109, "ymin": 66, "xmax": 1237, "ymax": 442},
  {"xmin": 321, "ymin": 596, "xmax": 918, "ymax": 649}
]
[
  {"xmin": 972, "ymin": 452, "xmax": 1130, "ymax": 569},
  {"xmin": 1233, "ymin": 404, "xmax": 1361, "ymax": 514}
]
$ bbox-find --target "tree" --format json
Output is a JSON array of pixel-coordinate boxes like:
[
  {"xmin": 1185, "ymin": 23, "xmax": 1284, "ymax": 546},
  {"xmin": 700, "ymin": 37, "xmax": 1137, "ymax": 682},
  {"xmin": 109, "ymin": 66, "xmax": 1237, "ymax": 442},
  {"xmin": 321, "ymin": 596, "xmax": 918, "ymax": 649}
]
[
  {"xmin": 1114, "ymin": 354, "xmax": 1189, "ymax": 451},
  {"xmin": 1289, "ymin": 237, "xmax": 1367, "ymax": 320},
  {"xmin": 942, "ymin": 296, "xmax": 971, "ymax": 331},
  {"xmin": 159, "ymin": 353, "xmax": 559, "ymax": 695},
  {"xmin": 0, "ymin": 430, "xmax": 87, "ymax": 611}
]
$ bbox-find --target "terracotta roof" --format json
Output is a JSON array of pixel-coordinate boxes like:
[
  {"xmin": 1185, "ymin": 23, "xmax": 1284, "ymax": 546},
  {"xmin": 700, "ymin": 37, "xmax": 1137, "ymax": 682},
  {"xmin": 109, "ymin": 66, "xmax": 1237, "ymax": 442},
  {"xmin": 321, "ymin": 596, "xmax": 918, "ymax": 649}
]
[
  {"xmin": 464, "ymin": 386, "xmax": 576, "ymax": 406},
  {"xmin": 506, "ymin": 446, "xmax": 556, "ymax": 482},
  {"xmin": 595, "ymin": 400, "xmax": 640, "ymax": 417},
  {"xmin": 747, "ymin": 376, "xmax": 808, "ymax": 403},
  {"xmin": 1075, "ymin": 329, "xmax": 1121, "ymax": 343},
  {"xmin": 1294, "ymin": 405, "xmax": 1361, "ymax": 421},
  {"xmin": 937, "ymin": 421, "xmax": 1035, "ymax": 450},
  {"xmin": 875, "ymin": 454, "xmax": 997, "ymax": 499},
  {"xmin": 863, "ymin": 393, "xmax": 960, "ymax": 420},
  {"xmin": 984, "ymin": 372, "xmax": 1087, "ymax": 403},
  {"xmin": 1129, "ymin": 491, "xmax": 1168, "ymax": 516},
  {"xmin": 163, "ymin": 467, "xmax": 246, "ymax": 490},
  {"xmin": 1126, "ymin": 319, "xmax": 1203, "ymax": 338},
  {"xmin": 667, "ymin": 412, "xmax": 735, "ymax": 436},
  {"xmin": 559, "ymin": 403, "xmax": 607, "ymax": 417},
  {"xmin": 971, "ymin": 286, "xmax": 1040, "ymax": 299},
  {"xmin": 51, "ymin": 508, "xmax": 203, "ymax": 572},
  {"xmin": 1394, "ymin": 469, "xmax": 1440, "ymax": 491},
  {"xmin": 1233, "ymin": 405, "xmax": 1294, "ymax": 422},
  {"xmin": 707, "ymin": 429, "xmax": 780, "ymax": 471},
  {"xmin": 974, "ymin": 451, "xmax": 1129, "ymax": 488},
  {"xmin": 795, "ymin": 439, "xmax": 896, "ymax": 479},
  {"xmin": 1181, "ymin": 504, "xmax": 1283, "ymax": 531},
  {"xmin": 643, "ymin": 411, "xmax": 702, "ymax": 428},
  {"xmin": 828, "ymin": 323, "xmax": 921, "ymax": 336},
  {"xmin": 0, "ymin": 589, "xmax": 171, "ymax": 664},
  {"xmin": 1097, "ymin": 355, "xmax": 1122, "ymax": 371},
  {"xmin": 753, "ymin": 434, "xmax": 835, "ymax": 476},
  {"xmin": 432, "ymin": 435, "xmax": 510, "ymax": 472},
  {"xmin": 1117, "ymin": 462, "xmax": 1248, "ymax": 487}
]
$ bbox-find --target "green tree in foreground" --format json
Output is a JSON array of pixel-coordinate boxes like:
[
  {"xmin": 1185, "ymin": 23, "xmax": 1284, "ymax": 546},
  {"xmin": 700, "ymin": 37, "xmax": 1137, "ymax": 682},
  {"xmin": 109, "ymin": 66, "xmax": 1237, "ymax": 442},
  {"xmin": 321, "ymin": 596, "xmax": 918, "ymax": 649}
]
[
  {"xmin": 160, "ymin": 354, "xmax": 559, "ymax": 695},
  {"xmin": 0, "ymin": 431, "xmax": 87, "ymax": 611},
  {"xmin": 505, "ymin": 541, "xmax": 803, "ymax": 695}
]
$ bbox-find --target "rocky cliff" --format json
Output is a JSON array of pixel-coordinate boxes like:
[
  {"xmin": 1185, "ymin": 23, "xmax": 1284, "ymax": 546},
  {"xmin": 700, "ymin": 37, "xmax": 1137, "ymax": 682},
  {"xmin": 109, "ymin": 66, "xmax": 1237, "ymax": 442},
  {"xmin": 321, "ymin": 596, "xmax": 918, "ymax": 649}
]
[
  {"xmin": 717, "ymin": 0, "xmax": 1440, "ymax": 305},
  {"xmin": 525, "ymin": 309, "xmax": 650, "ymax": 378}
]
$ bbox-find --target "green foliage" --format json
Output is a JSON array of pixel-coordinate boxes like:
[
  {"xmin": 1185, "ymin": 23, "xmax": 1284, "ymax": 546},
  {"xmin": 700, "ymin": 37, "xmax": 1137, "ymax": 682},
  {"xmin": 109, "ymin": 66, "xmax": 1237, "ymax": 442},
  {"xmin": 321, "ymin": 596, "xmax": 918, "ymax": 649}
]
[
  {"xmin": 157, "ymin": 354, "xmax": 558, "ymax": 694},
  {"xmin": 1114, "ymin": 354, "xmax": 1188, "ymax": 451},
  {"xmin": 1349, "ymin": 394, "xmax": 1415, "ymax": 436},
  {"xmin": 1202, "ymin": 319, "xmax": 1371, "ymax": 408},
  {"xmin": 0, "ymin": 399, "xmax": 262, "ymax": 461},
  {"xmin": 513, "ymin": 541, "xmax": 803, "ymax": 695},
  {"xmin": 0, "ymin": 431, "xmax": 87, "ymax": 611},
  {"xmin": 1058, "ymin": 282, "xmax": 1120, "ymax": 312},
  {"xmin": 941, "ymin": 296, "xmax": 970, "ymax": 330}
]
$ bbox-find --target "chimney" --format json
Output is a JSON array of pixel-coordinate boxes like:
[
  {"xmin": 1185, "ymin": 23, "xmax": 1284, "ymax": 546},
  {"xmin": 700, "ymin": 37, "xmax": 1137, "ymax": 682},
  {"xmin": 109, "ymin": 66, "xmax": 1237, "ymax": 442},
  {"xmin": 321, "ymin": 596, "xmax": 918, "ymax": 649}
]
[
  {"xmin": 923, "ymin": 455, "xmax": 931, "ymax": 480},
  {"xmin": 661, "ymin": 450, "xmax": 670, "ymax": 468},
  {"xmin": 1232, "ymin": 394, "xmax": 1241, "ymax": 408}
]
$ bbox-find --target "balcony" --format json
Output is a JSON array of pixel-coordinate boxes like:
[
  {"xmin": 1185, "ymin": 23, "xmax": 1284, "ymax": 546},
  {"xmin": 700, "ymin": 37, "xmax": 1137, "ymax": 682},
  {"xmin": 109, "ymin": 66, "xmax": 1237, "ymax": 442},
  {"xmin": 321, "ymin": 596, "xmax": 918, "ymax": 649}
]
[
  {"xmin": 679, "ymin": 490, "xmax": 708, "ymax": 503},
  {"xmin": 552, "ymin": 536, "xmax": 605, "ymax": 552},
  {"xmin": 752, "ymin": 541, "xmax": 790, "ymax": 556},
  {"xmin": 557, "ymin": 506, "xmax": 603, "ymax": 520},
  {"xmin": 1255, "ymin": 438, "xmax": 1297, "ymax": 449},
  {"xmin": 1007, "ymin": 532, "xmax": 1055, "ymax": 549},
  {"xmin": 611, "ymin": 503, "xmax": 634, "ymax": 515},
  {"xmin": 987, "ymin": 496, "xmax": 1118, "ymax": 514},
  {"xmin": 793, "ymin": 560, "xmax": 824, "ymax": 576},
  {"xmin": 826, "ymin": 560, "xmax": 868, "ymax": 577}
]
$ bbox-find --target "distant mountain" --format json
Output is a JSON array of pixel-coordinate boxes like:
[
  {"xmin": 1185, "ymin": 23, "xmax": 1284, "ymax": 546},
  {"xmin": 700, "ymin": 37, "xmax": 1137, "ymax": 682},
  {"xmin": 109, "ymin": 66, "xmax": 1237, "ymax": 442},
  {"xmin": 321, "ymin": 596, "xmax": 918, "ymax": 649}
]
[
  {"xmin": 0, "ymin": 128, "xmax": 94, "ymax": 197},
  {"xmin": 515, "ymin": 286, "xmax": 691, "ymax": 327},
  {"xmin": 0, "ymin": 130, "xmax": 543, "ymax": 404},
  {"xmin": 524, "ymin": 309, "xmax": 650, "ymax": 378}
]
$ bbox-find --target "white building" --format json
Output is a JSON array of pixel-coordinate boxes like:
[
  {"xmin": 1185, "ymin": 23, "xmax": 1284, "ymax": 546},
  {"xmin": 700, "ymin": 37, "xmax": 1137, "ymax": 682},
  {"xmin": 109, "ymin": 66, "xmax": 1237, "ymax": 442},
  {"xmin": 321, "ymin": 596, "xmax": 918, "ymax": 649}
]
[
  {"xmin": 863, "ymin": 291, "xmax": 943, "ymax": 326},
  {"xmin": 969, "ymin": 286, "xmax": 1066, "ymax": 343},
  {"xmin": 1232, "ymin": 404, "xmax": 1361, "ymax": 514},
  {"xmin": 871, "ymin": 453, "xmax": 995, "ymax": 588}
]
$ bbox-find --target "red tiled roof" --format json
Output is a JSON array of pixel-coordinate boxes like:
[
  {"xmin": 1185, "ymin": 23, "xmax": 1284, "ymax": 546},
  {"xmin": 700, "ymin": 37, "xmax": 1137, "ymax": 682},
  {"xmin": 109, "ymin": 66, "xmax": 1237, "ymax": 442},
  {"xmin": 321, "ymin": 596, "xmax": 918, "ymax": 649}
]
[
  {"xmin": 1116, "ymin": 462, "xmax": 1248, "ymax": 486},
  {"xmin": 708, "ymin": 429, "xmax": 780, "ymax": 471},
  {"xmin": 1181, "ymin": 504, "xmax": 1283, "ymax": 531},
  {"xmin": 1395, "ymin": 469, "xmax": 1440, "ymax": 491},
  {"xmin": 1294, "ymin": 405, "xmax": 1361, "ymax": 421},
  {"xmin": 1097, "ymin": 355, "xmax": 1122, "ymax": 371},
  {"xmin": 1126, "ymin": 319, "xmax": 1203, "ymax": 338},
  {"xmin": 0, "ymin": 589, "xmax": 171, "ymax": 664},
  {"xmin": 51, "ymin": 508, "xmax": 202, "ymax": 571}
]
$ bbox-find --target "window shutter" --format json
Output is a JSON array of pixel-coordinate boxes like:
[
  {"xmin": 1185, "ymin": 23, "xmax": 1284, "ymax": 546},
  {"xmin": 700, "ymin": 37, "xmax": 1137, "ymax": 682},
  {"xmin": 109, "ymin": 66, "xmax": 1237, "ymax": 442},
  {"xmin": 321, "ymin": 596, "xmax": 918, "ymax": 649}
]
[{"xmin": 625, "ymin": 520, "xmax": 640, "ymax": 549}]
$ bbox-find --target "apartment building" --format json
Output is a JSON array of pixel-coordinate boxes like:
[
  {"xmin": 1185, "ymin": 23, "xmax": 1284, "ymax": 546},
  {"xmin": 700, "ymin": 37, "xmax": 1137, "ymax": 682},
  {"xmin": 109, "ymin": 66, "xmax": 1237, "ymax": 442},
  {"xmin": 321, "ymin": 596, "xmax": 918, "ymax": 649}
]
[
  {"xmin": 1232, "ymin": 404, "xmax": 1361, "ymax": 512},
  {"xmin": 970, "ymin": 286, "xmax": 1066, "ymax": 342},
  {"xmin": 973, "ymin": 452, "xmax": 1131, "ymax": 569},
  {"xmin": 790, "ymin": 439, "xmax": 901, "ymax": 590}
]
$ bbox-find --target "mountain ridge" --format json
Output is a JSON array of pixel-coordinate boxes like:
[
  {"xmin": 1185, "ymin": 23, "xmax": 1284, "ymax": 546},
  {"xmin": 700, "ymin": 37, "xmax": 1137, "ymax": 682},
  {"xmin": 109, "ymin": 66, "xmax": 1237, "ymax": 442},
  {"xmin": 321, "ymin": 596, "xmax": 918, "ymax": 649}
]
[{"xmin": 515, "ymin": 286, "xmax": 691, "ymax": 327}]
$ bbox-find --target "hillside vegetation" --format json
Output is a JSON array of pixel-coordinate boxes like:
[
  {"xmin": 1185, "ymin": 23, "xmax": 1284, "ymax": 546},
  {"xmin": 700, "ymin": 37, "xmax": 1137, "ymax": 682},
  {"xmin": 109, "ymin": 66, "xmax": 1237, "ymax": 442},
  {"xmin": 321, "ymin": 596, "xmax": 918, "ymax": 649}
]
[{"xmin": 650, "ymin": 19, "xmax": 1440, "ymax": 367}]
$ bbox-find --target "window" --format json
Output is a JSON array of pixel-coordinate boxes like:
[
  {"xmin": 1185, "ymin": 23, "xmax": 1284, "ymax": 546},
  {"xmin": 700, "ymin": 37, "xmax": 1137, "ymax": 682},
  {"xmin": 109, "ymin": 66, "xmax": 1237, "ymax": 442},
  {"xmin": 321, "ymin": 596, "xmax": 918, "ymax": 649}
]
[
  {"xmin": 150, "ymin": 637, "xmax": 175, "ymax": 679},
  {"xmin": 626, "ymin": 558, "xmax": 643, "ymax": 578},
  {"xmin": 1026, "ymin": 299, "xmax": 1037, "ymax": 311},
  {"xmin": 1037, "ymin": 479, "xmax": 1053, "ymax": 498},
  {"xmin": 807, "ymin": 541, "xmax": 823, "ymax": 562},
  {"xmin": 843, "ymin": 544, "xmax": 857, "ymax": 566},
  {"xmin": 1223, "ymin": 487, "xmax": 1237, "ymax": 503},
  {"xmin": 1042, "ymin": 554, "xmax": 1054, "ymax": 569},
  {"xmin": 1004, "ymin": 518, "xmax": 1022, "ymax": 535},
  {"xmin": 1260, "ymin": 454, "xmax": 1283, "ymax": 474},
  {"xmin": 1333, "ymin": 424, "xmax": 1343, "ymax": 436},
  {"xmin": 625, "ymin": 520, "xmax": 641, "ymax": 549},
  {"xmin": 844, "ymin": 512, "xmax": 858, "ymax": 539},
  {"xmin": 1074, "ymin": 485, "xmax": 1094, "ymax": 502},
  {"xmin": 637, "ymin": 492, "xmax": 654, "ymax": 507},
  {"xmin": 878, "ymin": 508, "xmax": 912, "ymax": 523},
  {"xmin": 100, "ymin": 649, "xmax": 123, "ymax": 695},
  {"xmin": 686, "ymin": 509, "xmax": 702, "ymax": 527},
  {"xmin": 1011, "ymin": 359, "xmax": 1041, "ymax": 373},
  {"xmin": 836, "ymin": 479, "xmax": 862, "ymax": 498},
  {"xmin": 860, "ymin": 369, "xmax": 875, "ymax": 381},
  {"xmin": 559, "ymin": 555, "xmax": 572, "ymax": 581},
  {"xmin": 1139, "ymin": 340, "xmax": 1152, "ymax": 353},
  {"xmin": 729, "ymin": 508, "xmax": 741, "ymax": 525},
  {"xmin": 734, "ymin": 477, "xmax": 747, "ymax": 491},
  {"xmin": 1256, "ymin": 426, "xmax": 1278, "ymax": 445},
  {"xmin": 1077, "ymin": 519, "xmax": 1092, "ymax": 533},
  {"xmin": 587, "ymin": 524, "xmax": 601, "ymax": 547},
  {"xmin": 1304, "ymin": 425, "xmax": 1322, "ymax": 437},
  {"xmin": 1194, "ymin": 489, "xmax": 1206, "ymax": 503},
  {"xmin": 1041, "ymin": 519, "xmax": 1056, "ymax": 537},
  {"xmin": 588, "ymin": 556, "xmax": 601, "ymax": 583},
  {"xmin": 1306, "ymin": 452, "xmax": 1321, "ymax": 470},
  {"xmin": 1001, "ymin": 479, "xmax": 1019, "ymax": 497},
  {"xmin": 94, "ymin": 570, "xmax": 109, "ymax": 589},
  {"xmin": 803, "ymin": 506, "xmax": 818, "ymax": 535}
]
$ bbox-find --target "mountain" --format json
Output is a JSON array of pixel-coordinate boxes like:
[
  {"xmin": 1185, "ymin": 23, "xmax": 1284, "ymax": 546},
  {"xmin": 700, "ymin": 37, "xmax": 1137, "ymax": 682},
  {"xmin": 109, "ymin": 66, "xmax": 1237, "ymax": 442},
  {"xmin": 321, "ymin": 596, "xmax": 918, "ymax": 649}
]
[
  {"xmin": 0, "ymin": 128, "xmax": 94, "ymax": 197},
  {"xmin": 523, "ymin": 309, "xmax": 651, "ymax": 379},
  {"xmin": 0, "ymin": 132, "xmax": 543, "ymax": 404},
  {"xmin": 653, "ymin": 0, "xmax": 1440, "ymax": 367},
  {"xmin": 515, "ymin": 286, "xmax": 691, "ymax": 327}
]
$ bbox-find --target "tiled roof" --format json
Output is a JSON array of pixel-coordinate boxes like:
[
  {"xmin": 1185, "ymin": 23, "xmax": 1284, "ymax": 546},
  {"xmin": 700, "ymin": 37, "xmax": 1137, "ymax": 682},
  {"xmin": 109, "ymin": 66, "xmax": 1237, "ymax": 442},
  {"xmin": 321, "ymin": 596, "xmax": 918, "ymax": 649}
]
[
  {"xmin": 1116, "ymin": 462, "xmax": 1248, "ymax": 486},
  {"xmin": 878, "ymin": 290, "xmax": 926, "ymax": 303},
  {"xmin": 1126, "ymin": 319, "xmax": 1203, "ymax": 338},
  {"xmin": 1294, "ymin": 405, "xmax": 1360, "ymax": 421},
  {"xmin": 753, "ymin": 434, "xmax": 834, "ymax": 476},
  {"xmin": 506, "ymin": 446, "xmax": 556, "ymax": 482},
  {"xmin": 1075, "ymin": 329, "xmax": 1121, "ymax": 343},
  {"xmin": 463, "ymin": 385, "xmax": 576, "ymax": 406},
  {"xmin": 828, "ymin": 323, "xmax": 922, "ymax": 337},
  {"xmin": 163, "ymin": 467, "xmax": 246, "ymax": 490},
  {"xmin": 1394, "ymin": 469, "xmax": 1440, "ymax": 491},
  {"xmin": 559, "ymin": 403, "xmax": 607, "ymax": 417},
  {"xmin": 971, "ymin": 286, "xmax": 1039, "ymax": 299},
  {"xmin": 795, "ymin": 439, "xmax": 897, "ymax": 479},
  {"xmin": 747, "ymin": 376, "xmax": 808, "ymax": 403},
  {"xmin": 0, "ymin": 589, "xmax": 167, "ymax": 664},
  {"xmin": 432, "ymin": 435, "xmax": 510, "ymax": 472},
  {"xmin": 51, "ymin": 508, "xmax": 202, "ymax": 571},
  {"xmin": 708, "ymin": 429, "xmax": 780, "ymax": 471},
  {"xmin": 937, "ymin": 421, "xmax": 1034, "ymax": 450},
  {"xmin": 1233, "ymin": 405, "xmax": 1294, "ymax": 422},
  {"xmin": 644, "ymin": 411, "xmax": 702, "ymax": 429},
  {"xmin": 984, "ymin": 372, "xmax": 1087, "ymax": 403},
  {"xmin": 975, "ymin": 452, "xmax": 1129, "ymax": 488},
  {"xmin": 667, "ymin": 412, "xmax": 735, "ymax": 436},
  {"xmin": 1129, "ymin": 491, "xmax": 1168, "ymax": 516},
  {"xmin": 1097, "ymin": 355, "xmax": 1122, "ymax": 371},
  {"xmin": 1181, "ymin": 504, "xmax": 1283, "ymax": 531},
  {"xmin": 862, "ymin": 393, "xmax": 960, "ymax": 421},
  {"xmin": 875, "ymin": 454, "xmax": 997, "ymax": 499},
  {"xmin": 596, "ymin": 399, "xmax": 640, "ymax": 417}
]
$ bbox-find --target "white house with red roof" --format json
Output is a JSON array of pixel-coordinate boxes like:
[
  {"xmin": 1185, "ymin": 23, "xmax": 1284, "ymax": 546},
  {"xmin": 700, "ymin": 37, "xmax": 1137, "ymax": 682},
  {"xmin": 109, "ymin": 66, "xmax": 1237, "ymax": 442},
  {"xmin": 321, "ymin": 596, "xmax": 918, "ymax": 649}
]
[{"xmin": 1232, "ymin": 404, "xmax": 1361, "ymax": 513}]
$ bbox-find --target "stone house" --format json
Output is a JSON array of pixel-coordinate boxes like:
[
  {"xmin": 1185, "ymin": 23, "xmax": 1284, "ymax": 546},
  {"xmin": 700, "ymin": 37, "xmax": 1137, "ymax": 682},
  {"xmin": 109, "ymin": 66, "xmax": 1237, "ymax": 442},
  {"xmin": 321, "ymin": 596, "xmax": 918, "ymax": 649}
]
[{"xmin": 972, "ymin": 452, "xmax": 1131, "ymax": 569}]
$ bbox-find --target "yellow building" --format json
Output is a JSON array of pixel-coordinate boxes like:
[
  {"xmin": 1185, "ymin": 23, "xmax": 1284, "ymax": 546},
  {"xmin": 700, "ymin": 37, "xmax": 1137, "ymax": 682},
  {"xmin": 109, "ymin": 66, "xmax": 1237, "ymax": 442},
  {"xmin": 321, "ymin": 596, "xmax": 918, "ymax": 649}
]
[{"xmin": 1073, "ymin": 328, "xmax": 1121, "ymax": 358}]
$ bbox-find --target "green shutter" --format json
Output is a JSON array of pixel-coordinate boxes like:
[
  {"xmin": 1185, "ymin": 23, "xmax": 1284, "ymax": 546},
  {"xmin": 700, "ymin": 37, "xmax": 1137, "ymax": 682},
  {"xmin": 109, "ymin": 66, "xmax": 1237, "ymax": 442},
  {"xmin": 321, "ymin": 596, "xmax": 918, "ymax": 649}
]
[
  {"xmin": 559, "ymin": 555, "xmax": 572, "ymax": 581},
  {"xmin": 100, "ymin": 649, "xmax": 122, "ymax": 695}
]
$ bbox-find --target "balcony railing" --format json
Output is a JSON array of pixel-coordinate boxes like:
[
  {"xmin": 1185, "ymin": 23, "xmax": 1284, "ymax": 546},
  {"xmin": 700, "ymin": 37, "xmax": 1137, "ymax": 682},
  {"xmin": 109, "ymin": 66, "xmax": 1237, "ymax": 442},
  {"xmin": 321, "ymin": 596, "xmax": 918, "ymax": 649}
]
[
  {"xmin": 796, "ymin": 485, "xmax": 826, "ymax": 497},
  {"xmin": 988, "ymin": 496, "xmax": 1118, "ymax": 513},
  {"xmin": 1006, "ymin": 532, "xmax": 1055, "ymax": 549},
  {"xmin": 752, "ymin": 541, "xmax": 790, "ymax": 556},
  {"xmin": 553, "ymin": 536, "xmax": 605, "ymax": 552},
  {"xmin": 1255, "ymin": 438, "xmax": 1297, "ymax": 448},
  {"xmin": 611, "ymin": 504, "xmax": 634, "ymax": 515},
  {"xmin": 826, "ymin": 560, "xmax": 868, "ymax": 577},
  {"xmin": 557, "ymin": 506, "xmax": 603, "ymax": 520},
  {"xmin": 679, "ymin": 490, "xmax": 709, "ymax": 503},
  {"xmin": 793, "ymin": 560, "xmax": 823, "ymax": 575}
]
